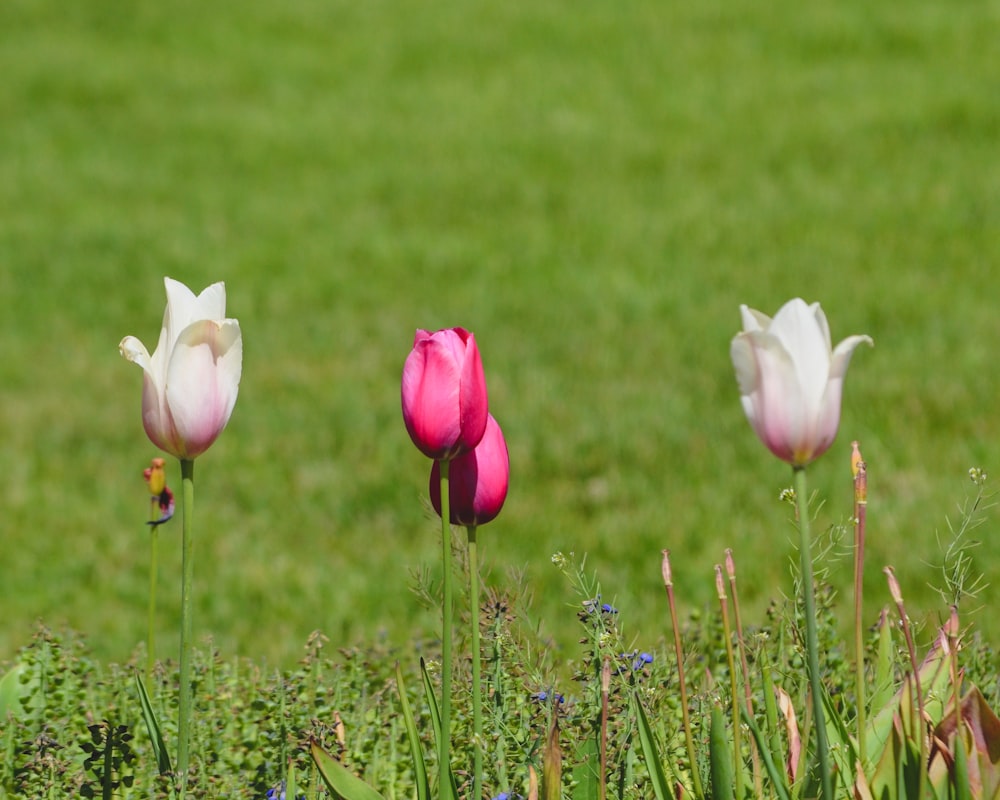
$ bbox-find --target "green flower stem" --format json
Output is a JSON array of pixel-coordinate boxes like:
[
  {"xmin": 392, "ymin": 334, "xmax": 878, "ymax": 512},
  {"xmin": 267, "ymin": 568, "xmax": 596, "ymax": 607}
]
[
  {"xmin": 793, "ymin": 466, "xmax": 832, "ymax": 800},
  {"xmin": 853, "ymin": 486, "xmax": 867, "ymax": 764},
  {"xmin": 466, "ymin": 524, "xmax": 483, "ymax": 800},
  {"xmin": 715, "ymin": 566, "xmax": 743, "ymax": 800},
  {"xmin": 438, "ymin": 460, "xmax": 453, "ymax": 800},
  {"xmin": 178, "ymin": 458, "xmax": 195, "ymax": 796},
  {"xmin": 146, "ymin": 499, "xmax": 160, "ymax": 688}
]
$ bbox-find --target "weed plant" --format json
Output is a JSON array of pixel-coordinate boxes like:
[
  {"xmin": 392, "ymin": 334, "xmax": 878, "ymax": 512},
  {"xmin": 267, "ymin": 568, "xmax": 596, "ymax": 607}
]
[{"xmin": 3, "ymin": 469, "xmax": 999, "ymax": 798}]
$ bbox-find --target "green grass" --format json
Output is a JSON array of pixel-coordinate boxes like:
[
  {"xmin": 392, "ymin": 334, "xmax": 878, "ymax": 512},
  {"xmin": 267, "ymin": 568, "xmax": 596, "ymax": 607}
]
[{"xmin": 1, "ymin": 0, "xmax": 999, "ymax": 667}]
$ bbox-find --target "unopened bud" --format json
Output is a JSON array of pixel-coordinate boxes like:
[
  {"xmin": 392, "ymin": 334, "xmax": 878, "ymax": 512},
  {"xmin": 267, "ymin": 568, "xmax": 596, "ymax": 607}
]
[
  {"xmin": 146, "ymin": 457, "xmax": 167, "ymax": 495},
  {"xmin": 884, "ymin": 566, "xmax": 904, "ymax": 605},
  {"xmin": 714, "ymin": 565, "xmax": 726, "ymax": 600},
  {"xmin": 724, "ymin": 549, "xmax": 736, "ymax": 580},
  {"xmin": 855, "ymin": 461, "xmax": 867, "ymax": 506},
  {"xmin": 851, "ymin": 441, "xmax": 863, "ymax": 478},
  {"xmin": 661, "ymin": 550, "xmax": 673, "ymax": 588}
]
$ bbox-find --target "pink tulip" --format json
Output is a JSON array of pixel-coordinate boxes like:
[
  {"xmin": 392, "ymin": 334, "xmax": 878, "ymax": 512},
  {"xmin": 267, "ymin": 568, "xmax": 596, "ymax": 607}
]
[
  {"xmin": 401, "ymin": 327, "xmax": 488, "ymax": 461},
  {"xmin": 731, "ymin": 298, "xmax": 872, "ymax": 468},
  {"xmin": 430, "ymin": 414, "xmax": 509, "ymax": 526},
  {"xmin": 120, "ymin": 278, "xmax": 243, "ymax": 460}
]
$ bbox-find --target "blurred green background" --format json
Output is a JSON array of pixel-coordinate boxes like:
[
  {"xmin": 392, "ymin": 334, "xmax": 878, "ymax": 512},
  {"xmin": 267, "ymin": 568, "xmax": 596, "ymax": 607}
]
[{"xmin": 2, "ymin": 0, "xmax": 999, "ymax": 668}]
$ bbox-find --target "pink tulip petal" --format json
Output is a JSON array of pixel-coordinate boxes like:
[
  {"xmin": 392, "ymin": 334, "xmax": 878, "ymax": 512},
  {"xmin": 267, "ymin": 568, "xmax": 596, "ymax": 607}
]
[
  {"xmin": 458, "ymin": 332, "xmax": 488, "ymax": 452},
  {"xmin": 164, "ymin": 319, "xmax": 242, "ymax": 459},
  {"xmin": 402, "ymin": 338, "xmax": 463, "ymax": 458},
  {"xmin": 430, "ymin": 415, "xmax": 509, "ymax": 526}
]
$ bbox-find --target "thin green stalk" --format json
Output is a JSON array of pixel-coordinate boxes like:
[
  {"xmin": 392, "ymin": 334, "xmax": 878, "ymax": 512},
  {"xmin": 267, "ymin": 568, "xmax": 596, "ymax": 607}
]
[
  {"xmin": 725, "ymin": 550, "xmax": 761, "ymax": 795},
  {"xmin": 793, "ymin": 466, "xmax": 832, "ymax": 800},
  {"xmin": 438, "ymin": 460, "xmax": 453, "ymax": 800},
  {"xmin": 178, "ymin": 458, "xmax": 195, "ymax": 797},
  {"xmin": 661, "ymin": 551, "xmax": 705, "ymax": 799},
  {"xmin": 885, "ymin": 566, "xmax": 926, "ymax": 799},
  {"xmin": 852, "ymin": 447, "xmax": 868, "ymax": 764},
  {"xmin": 715, "ymin": 565, "xmax": 743, "ymax": 800},
  {"xmin": 466, "ymin": 523, "xmax": 483, "ymax": 800},
  {"xmin": 147, "ymin": 502, "xmax": 160, "ymax": 688}
]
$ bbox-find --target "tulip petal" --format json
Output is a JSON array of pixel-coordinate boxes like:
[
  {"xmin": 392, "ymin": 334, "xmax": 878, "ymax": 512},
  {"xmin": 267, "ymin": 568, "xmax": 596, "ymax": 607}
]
[
  {"xmin": 814, "ymin": 334, "xmax": 874, "ymax": 457},
  {"xmin": 733, "ymin": 330, "xmax": 807, "ymax": 464},
  {"xmin": 732, "ymin": 299, "xmax": 871, "ymax": 467},
  {"xmin": 430, "ymin": 414, "xmax": 509, "ymax": 525},
  {"xmin": 119, "ymin": 336, "xmax": 152, "ymax": 372},
  {"xmin": 163, "ymin": 318, "xmax": 242, "ymax": 459},
  {"xmin": 402, "ymin": 338, "xmax": 463, "ymax": 458},
  {"xmin": 458, "ymin": 332, "xmax": 488, "ymax": 453},
  {"xmin": 739, "ymin": 304, "xmax": 772, "ymax": 333},
  {"xmin": 768, "ymin": 299, "xmax": 831, "ymax": 419}
]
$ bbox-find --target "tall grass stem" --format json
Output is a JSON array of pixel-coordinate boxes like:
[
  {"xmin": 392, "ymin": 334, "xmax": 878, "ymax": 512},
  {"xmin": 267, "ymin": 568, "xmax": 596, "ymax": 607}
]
[
  {"xmin": 793, "ymin": 466, "xmax": 832, "ymax": 800},
  {"xmin": 715, "ymin": 565, "xmax": 743, "ymax": 800},
  {"xmin": 662, "ymin": 550, "xmax": 705, "ymax": 799},
  {"xmin": 852, "ymin": 446, "xmax": 868, "ymax": 764}
]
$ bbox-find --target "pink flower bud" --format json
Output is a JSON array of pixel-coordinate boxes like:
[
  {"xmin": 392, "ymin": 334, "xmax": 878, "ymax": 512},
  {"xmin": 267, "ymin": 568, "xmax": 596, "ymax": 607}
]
[
  {"xmin": 402, "ymin": 327, "xmax": 488, "ymax": 461},
  {"xmin": 730, "ymin": 298, "xmax": 872, "ymax": 468},
  {"xmin": 429, "ymin": 414, "xmax": 509, "ymax": 526}
]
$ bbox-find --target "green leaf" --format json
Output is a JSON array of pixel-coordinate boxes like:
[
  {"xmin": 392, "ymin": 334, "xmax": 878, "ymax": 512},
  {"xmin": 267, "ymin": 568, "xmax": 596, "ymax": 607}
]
[
  {"xmin": 739, "ymin": 705, "xmax": 791, "ymax": 800},
  {"xmin": 134, "ymin": 670, "xmax": 172, "ymax": 777},
  {"xmin": 286, "ymin": 758, "xmax": 298, "ymax": 800},
  {"xmin": 570, "ymin": 728, "xmax": 599, "ymax": 800},
  {"xmin": 395, "ymin": 662, "xmax": 430, "ymax": 800},
  {"xmin": 709, "ymin": 702, "xmax": 734, "ymax": 800},
  {"xmin": 0, "ymin": 664, "xmax": 24, "ymax": 721},
  {"xmin": 631, "ymin": 693, "xmax": 674, "ymax": 800},
  {"xmin": 311, "ymin": 740, "xmax": 387, "ymax": 800},
  {"xmin": 419, "ymin": 658, "xmax": 459, "ymax": 800}
]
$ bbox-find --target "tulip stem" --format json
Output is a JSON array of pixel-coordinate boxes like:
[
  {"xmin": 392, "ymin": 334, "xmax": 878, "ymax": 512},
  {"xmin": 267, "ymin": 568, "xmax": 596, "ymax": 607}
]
[
  {"xmin": 438, "ymin": 460, "xmax": 453, "ymax": 800},
  {"xmin": 466, "ymin": 524, "xmax": 483, "ymax": 800},
  {"xmin": 794, "ymin": 466, "xmax": 832, "ymax": 800},
  {"xmin": 146, "ymin": 498, "xmax": 160, "ymax": 688},
  {"xmin": 178, "ymin": 458, "xmax": 195, "ymax": 797}
]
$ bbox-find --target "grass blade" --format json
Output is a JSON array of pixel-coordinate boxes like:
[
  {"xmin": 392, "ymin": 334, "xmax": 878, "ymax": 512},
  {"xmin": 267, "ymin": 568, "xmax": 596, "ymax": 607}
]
[
  {"xmin": 134, "ymin": 670, "xmax": 172, "ymax": 776},
  {"xmin": 709, "ymin": 701, "xmax": 734, "ymax": 800},
  {"xmin": 396, "ymin": 662, "xmax": 430, "ymax": 800},
  {"xmin": 310, "ymin": 740, "xmax": 387, "ymax": 800},
  {"xmin": 631, "ymin": 693, "xmax": 674, "ymax": 800},
  {"xmin": 419, "ymin": 658, "xmax": 459, "ymax": 800}
]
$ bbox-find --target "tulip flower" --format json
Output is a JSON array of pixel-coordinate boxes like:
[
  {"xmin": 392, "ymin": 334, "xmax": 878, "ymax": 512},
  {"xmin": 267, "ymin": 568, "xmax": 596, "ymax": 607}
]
[
  {"xmin": 730, "ymin": 298, "xmax": 872, "ymax": 468},
  {"xmin": 120, "ymin": 277, "xmax": 243, "ymax": 460},
  {"xmin": 401, "ymin": 327, "xmax": 488, "ymax": 461},
  {"xmin": 731, "ymin": 297, "xmax": 871, "ymax": 800},
  {"xmin": 429, "ymin": 414, "xmax": 509, "ymax": 526}
]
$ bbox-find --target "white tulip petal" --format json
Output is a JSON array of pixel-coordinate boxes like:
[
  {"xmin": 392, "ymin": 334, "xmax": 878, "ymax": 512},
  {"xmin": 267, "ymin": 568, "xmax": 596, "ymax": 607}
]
[
  {"xmin": 164, "ymin": 319, "xmax": 242, "ymax": 459},
  {"xmin": 119, "ymin": 336, "xmax": 152, "ymax": 371},
  {"xmin": 769, "ymin": 299, "xmax": 830, "ymax": 418},
  {"xmin": 830, "ymin": 334, "xmax": 874, "ymax": 379},
  {"xmin": 732, "ymin": 298, "xmax": 871, "ymax": 467},
  {"xmin": 810, "ymin": 302, "xmax": 833, "ymax": 351},
  {"xmin": 739, "ymin": 305, "xmax": 772, "ymax": 332}
]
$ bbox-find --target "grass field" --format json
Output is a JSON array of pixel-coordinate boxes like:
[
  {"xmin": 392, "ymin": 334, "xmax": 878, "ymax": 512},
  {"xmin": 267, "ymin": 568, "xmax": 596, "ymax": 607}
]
[{"xmin": 1, "ymin": 0, "xmax": 999, "ymax": 669}]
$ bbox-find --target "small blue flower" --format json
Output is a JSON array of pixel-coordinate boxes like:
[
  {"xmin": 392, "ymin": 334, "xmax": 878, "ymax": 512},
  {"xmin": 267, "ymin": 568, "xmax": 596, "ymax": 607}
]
[
  {"xmin": 601, "ymin": 603, "xmax": 618, "ymax": 614},
  {"xmin": 533, "ymin": 690, "xmax": 564, "ymax": 704},
  {"xmin": 265, "ymin": 781, "xmax": 304, "ymax": 800},
  {"xmin": 633, "ymin": 651, "xmax": 654, "ymax": 670},
  {"xmin": 265, "ymin": 784, "xmax": 285, "ymax": 800}
]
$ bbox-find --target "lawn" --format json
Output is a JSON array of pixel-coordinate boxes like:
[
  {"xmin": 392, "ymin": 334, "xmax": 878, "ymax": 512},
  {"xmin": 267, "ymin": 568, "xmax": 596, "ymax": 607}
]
[{"xmin": 1, "ymin": 0, "xmax": 999, "ymax": 669}]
